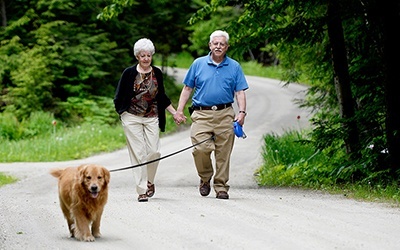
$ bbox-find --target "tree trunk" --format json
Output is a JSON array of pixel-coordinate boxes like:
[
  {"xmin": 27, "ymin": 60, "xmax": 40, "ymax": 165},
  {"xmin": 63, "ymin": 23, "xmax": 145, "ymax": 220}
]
[
  {"xmin": 326, "ymin": 0, "xmax": 360, "ymax": 158},
  {"xmin": 1, "ymin": 0, "xmax": 6, "ymax": 27},
  {"xmin": 381, "ymin": 0, "xmax": 400, "ymax": 176}
]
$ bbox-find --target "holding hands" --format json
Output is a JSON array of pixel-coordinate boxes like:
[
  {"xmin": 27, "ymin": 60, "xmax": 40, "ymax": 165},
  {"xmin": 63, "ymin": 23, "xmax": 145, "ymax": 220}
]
[{"xmin": 173, "ymin": 111, "xmax": 186, "ymax": 125}]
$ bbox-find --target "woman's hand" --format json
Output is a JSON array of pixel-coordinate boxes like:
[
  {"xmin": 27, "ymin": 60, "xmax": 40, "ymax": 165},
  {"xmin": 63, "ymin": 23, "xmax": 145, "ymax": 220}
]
[{"xmin": 173, "ymin": 111, "xmax": 186, "ymax": 125}]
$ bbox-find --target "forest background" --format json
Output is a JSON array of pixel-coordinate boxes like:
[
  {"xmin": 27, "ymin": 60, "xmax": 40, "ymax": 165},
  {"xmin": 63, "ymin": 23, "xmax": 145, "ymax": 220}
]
[{"xmin": 1, "ymin": 0, "xmax": 400, "ymax": 204}]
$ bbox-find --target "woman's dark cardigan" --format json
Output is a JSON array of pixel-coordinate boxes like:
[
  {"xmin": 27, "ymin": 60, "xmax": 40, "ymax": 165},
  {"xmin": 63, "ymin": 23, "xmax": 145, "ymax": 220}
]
[{"xmin": 113, "ymin": 65, "xmax": 171, "ymax": 132}]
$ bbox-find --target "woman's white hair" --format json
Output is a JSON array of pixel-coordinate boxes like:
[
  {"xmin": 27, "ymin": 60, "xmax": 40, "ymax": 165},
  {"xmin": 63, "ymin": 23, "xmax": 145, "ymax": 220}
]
[
  {"xmin": 133, "ymin": 38, "xmax": 155, "ymax": 57},
  {"xmin": 209, "ymin": 30, "xmax": 229, "ymax": 44}
]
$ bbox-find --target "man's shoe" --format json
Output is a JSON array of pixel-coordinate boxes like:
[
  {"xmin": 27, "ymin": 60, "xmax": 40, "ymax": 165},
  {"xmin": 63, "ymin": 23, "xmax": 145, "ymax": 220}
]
[
  {"xmin": 199, "ymin": 179, "xmax": 211, "ymax": 196},
  {"xmin": 216, "ymin": 191, "xmax": 229, "ymax": 199}
]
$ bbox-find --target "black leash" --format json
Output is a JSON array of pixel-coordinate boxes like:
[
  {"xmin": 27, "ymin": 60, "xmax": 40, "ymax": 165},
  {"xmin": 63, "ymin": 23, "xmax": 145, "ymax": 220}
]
[{"xmin": 109, "ymin": 134, "xmax": 216, "ymax": 172}]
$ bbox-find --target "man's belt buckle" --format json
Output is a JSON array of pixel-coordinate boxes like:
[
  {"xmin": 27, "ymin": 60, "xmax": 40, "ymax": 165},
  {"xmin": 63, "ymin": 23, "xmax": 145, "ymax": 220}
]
[{"xmin": 211, "ymin": 105, "xmax": 218, "ymax": 111}]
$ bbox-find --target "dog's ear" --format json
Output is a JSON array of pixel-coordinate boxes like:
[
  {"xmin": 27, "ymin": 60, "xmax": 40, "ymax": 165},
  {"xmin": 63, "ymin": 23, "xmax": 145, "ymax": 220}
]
[
  {"xmin": 103, "ymin": 167, "xmax": 111, "ymax": 184},
  {"xmin": 77, "ymin": 165, "xmax": 88, "ymax": 183}
]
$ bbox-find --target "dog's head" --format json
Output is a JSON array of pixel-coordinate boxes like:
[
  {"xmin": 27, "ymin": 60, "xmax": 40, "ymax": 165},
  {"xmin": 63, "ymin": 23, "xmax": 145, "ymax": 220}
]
[{"xmin": 78, "ymin": 164, "xmax": 110, "ymax": 198}]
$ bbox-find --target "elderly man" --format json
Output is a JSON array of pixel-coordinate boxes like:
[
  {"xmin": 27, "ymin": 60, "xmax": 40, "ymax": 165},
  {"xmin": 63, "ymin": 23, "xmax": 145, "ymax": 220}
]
[{"xmin": 174, "ymin": 30, "xmax": 249, "ymax": 199}]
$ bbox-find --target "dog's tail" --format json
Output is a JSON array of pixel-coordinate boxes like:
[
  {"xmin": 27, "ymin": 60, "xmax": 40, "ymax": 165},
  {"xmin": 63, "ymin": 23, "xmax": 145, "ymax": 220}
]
[{"xmin": 49, "ymin": 168, "xmax": 64, "ymax": 178}]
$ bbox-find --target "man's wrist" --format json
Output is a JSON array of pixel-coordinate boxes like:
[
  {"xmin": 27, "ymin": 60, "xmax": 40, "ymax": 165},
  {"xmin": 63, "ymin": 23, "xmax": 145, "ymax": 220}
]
[{"xmin": 239, "ymin": 110, "xmax": 247, "ymax": 116}]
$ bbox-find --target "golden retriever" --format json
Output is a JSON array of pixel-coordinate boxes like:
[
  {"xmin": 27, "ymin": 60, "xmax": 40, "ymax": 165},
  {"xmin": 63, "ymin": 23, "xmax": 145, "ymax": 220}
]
[{"xmin": 50, "ymin": 164, "xmax": 110, "ymax": 242}]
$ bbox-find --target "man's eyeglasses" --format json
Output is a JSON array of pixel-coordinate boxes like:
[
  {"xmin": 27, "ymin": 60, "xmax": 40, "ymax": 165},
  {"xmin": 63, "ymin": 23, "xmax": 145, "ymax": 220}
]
[{"xmin": 211, "ymin": 42, "xmax": 227, "ymax": 48}]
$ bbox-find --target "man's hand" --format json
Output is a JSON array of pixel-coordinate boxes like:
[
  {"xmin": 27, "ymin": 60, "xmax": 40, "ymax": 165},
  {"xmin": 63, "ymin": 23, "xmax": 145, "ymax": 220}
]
[{"xmin": 173, "ymin": 111, "xmax": 186, "ymax": 125}]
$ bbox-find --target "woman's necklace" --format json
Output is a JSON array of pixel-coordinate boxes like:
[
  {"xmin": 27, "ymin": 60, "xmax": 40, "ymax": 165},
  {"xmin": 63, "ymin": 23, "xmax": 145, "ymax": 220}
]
[
  {"xmin": 138, "ymin": 64, "xmax": 152, "ymax": 74},
  {"xmin": 141, "ymin": 72, "xmax": 151, "ymax": 81},
  {"xmin": 135, "ymin": 66, "xmax": 153, "ymax": 93},
  {"xmin": 136, "ymin": 64, "xmax": 152, "ymax": 87}
]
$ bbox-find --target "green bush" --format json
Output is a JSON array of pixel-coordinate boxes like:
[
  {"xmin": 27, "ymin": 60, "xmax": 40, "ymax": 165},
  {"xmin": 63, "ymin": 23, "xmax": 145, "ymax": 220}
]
[
  {"xmin": 56, "ymin": 96, "xmax": 118, "ymax": 126},
  {"xmin": 0, "ymin": 111, "xmax": 56, "ymax": 140},
  {"xmin": 22, "ymin": 111, "xmax": 57, "ymax": 138},
  {"xmin": 0, "ymin": 112, "xmax": 22, "ymax": 140}
]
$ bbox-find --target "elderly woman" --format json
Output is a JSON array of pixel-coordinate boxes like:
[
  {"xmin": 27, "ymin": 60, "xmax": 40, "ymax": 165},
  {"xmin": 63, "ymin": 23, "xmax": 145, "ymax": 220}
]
[{"xmin": 114, "ymin": 38, "xmax": 181, "ymax": 202}]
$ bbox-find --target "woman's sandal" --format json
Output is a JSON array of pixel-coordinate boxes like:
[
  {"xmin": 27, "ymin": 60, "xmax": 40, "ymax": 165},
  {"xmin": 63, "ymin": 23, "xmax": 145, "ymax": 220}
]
[
  {"xmin": 146, "ymin": 181, "xmax": 155, "ymax": 197},
  {"xmin": 138, "ymin": 194, "xmax": 148, "ymax": 202}
]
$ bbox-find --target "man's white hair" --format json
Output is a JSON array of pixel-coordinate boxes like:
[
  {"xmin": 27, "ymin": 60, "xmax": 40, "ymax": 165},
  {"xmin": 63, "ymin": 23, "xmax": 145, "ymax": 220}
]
[
  {"xmin": 133, "ymin": 38, "xmax": 155, "ymax": 56},
  {"xmin": 209, "ymin": 30, "xmax": 230, "ymax": 44}
]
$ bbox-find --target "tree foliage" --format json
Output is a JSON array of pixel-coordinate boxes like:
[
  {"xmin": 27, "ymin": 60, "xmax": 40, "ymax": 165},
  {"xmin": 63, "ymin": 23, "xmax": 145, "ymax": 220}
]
[
  {"xmin": 0, "ymin": 0, "xmax": 197, "ymax": 124},
  {"xmin": 0, "ymin": 0, "xmax": 122, "ymax": 122}
]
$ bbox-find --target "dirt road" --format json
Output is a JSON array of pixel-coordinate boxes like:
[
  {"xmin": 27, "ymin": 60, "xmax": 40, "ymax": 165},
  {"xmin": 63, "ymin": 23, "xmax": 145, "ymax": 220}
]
[{"xmin": 1, "ymin": 70, "xmax": 400, "ymax": 250}]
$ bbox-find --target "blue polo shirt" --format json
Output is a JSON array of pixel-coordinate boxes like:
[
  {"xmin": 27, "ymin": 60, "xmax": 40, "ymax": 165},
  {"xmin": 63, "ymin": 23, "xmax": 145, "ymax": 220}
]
[{"xmin": 183, "ymin": 53, "xmax": 249, "ymax": 106}]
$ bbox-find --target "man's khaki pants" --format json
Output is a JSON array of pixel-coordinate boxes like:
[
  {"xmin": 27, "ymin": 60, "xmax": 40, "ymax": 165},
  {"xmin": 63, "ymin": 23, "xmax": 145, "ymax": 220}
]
[{"xmin": 190, "ymin": 107, "xmax": 235, "ymax": 193}]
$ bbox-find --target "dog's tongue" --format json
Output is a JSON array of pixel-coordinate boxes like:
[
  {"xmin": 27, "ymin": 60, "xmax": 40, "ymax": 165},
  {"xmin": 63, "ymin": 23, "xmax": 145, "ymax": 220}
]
[{"xmin": 91, "ymin": 192, "xmax": 99, "ymax": 198}]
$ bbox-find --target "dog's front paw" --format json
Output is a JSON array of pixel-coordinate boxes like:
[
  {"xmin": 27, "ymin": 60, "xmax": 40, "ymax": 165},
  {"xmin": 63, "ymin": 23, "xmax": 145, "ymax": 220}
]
[
  {"xmin": 75, "ymin": 231, "xmax": 95, "ymax": 242},
  {"xmin": 83, "ymin": 235, "xmax": 95, "ymax": 242},
  {"xmin": 93, "ymin": 232, "xmax": 102, "ymax": 238}
]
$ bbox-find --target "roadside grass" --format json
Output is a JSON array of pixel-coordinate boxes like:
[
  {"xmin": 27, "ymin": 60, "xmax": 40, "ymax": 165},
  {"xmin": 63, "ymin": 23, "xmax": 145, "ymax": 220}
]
[
  {"xmin": 0, "ymin": 123, "xmax": 126, "ymax": 162},
  {"xmin": 257, "ymin": 129, "xmax": 400, "ymax": 207},
  {"xmin": 0, "ymin": 113, "xmax": 182, "ymax": 163},
  {"xmin": 1, "ymin": 53, "xmax": 398, "ymax": 207},
  {"xmin": 326, "ymin": 183, "xmax": 400, "ymax": 207},
  {"xmin": 0, "ymin": 173, "xmax": 18, "ymax": 187}
]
